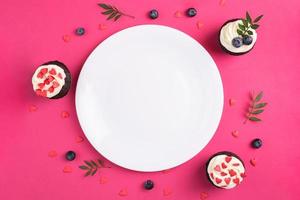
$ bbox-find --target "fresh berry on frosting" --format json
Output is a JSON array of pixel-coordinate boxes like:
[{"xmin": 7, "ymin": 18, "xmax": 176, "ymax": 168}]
[{"xmin": 206, "ymin": 152, "xmax": 245, "ymax": 189}]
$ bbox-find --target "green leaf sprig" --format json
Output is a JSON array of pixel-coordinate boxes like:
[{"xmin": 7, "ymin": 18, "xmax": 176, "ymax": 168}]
[
  {"xmin": 244, "ymin": 91, "xmax": 267, "ymax": 123},
  {"xmin": 98, "ymin": 3, "xmax": 135, "ymax": 21},
  {"xmin": 79, "ymin": 159, "xmax": 110, "ymax": 177},
  {"xmin": 237, "ymin": 12, "xmax": 263, "ymax": 36}
]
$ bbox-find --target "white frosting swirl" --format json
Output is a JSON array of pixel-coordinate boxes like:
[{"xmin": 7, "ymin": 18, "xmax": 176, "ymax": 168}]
[
  {"xmin": 207, "ymin": 154, "xmax": 245, "ymax": 189},
  {"xmin": 32, "ymin": 64, "xmax": 66, "ymax": 98},
  {"xmin": 220, "ymin": 19, "xmax": 257, "ymax": 53}
]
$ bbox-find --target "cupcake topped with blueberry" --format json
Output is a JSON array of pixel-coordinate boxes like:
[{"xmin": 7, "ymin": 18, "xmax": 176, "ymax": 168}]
[
  {"xmin": 219, "ymin": 12, "xmax": 263, "ymax": 55},
  {"xmin": 32, "ymin": 61, "xmax": 71, "ymax": 99}
]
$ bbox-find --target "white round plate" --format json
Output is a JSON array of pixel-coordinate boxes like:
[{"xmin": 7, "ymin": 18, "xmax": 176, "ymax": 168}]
[{"xmin": 76, "ymin": 25, "xmax": 223, "ymax": 172}]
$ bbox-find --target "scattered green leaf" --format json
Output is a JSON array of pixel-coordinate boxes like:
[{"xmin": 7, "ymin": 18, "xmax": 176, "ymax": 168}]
[
  {"xmin": 249, "ymin": 117, "xmax": 261, "ymax": 121},
  {"xmin": 98, "ymin": 3, "xmax": 135, "ymax": 21}
]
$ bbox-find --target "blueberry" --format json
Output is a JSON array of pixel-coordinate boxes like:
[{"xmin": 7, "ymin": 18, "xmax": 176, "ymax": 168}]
[
  {"xmin": 251, "ymin": 138, "xmax": 262, "ymax": 149},
  {"xmin": 186, "ymin": 8, "xmax": 197, "ymax": 17},
  {"xmin": 232, "ymin": 37, "xmax": 243, "ymax": 48},
  {"xmin": 75, "ymin": 27, "xmax": 85, "ymax": 36},
  {"xmin": 144, "ymin": 180, "xmax": 154, "ymax": 190},
  {"xmin": 149, "ymin": 10, "xmax": 159, "ymax": 19},
  {"xmin": 65, "ymin": 151, "xmax": 76, "ymax": 161},
  {"xmin": 242, "ymin": 35, "xmax": 253, "ymax": 45}
]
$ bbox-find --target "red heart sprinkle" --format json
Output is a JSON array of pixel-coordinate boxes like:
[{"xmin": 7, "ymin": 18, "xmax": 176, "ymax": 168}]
[
  {"xmin": 220, "ymin": 172, "xmax": 227, "ymax": 176},
  {"xmin": 231, "ymin": 130, "xmax": 239, "ymax": 138},
  {"xmin": 210, "ymin": 173, "xmax": 214, "ymax": 180},
  {"xmin": 28, "ymin": 105, "xmax": 38, "ymax": 112},
  {"xmin": 35, "ymin": 89, "xmax": 42, "ymax": 96},
  {"xmin": 98, "ymin": 24, "xmax": 107, "ymax": 30},
  {"xmin": 76, "ymin": 136, "xmax": 84, "ymax": 143},
  {"xmin": 37, "ymin": 72, "xmax": 44, "ymax": 78},
  {"xmin": 58, "ymin": 73, "xmax": 63, "ymax": 79},
  {"xmin": 197, "ymin": 21, "xmax": 204, "ymax": 29},
  {"xmin": 200, "ymin": 192, "xmax": 208, "ymax": 200},
  {"xmin": 229, "ymin": 169, "xmax": 237, "ymax": 177},
  {"xmin": 219, "ymin": 0, "xmax": 226, "ymax": 6},
  {"xmin": 214, "ymin": 165, "xmax": 221, "ymax": 172},
  {"xmin": 215, "ymin": 178, "xmax": 222, "ymax": 184},
  {"xmin": 240, "ymin": 173, "xmax": 247, "ymax": 178},
  {"xmin": 63, "ymin": 165, "xmax": 72, "ymax": 173},
  {"xmin": 224, "ymin": 177, "xmax": 231, "ymax": 185},
  {"xmin": 44, "ymin": 79, "xmax": 50, "ymax": 85},
  {"xmin": 233, "ymin": 178, "xmax": 240, "ymax": 185},
  {"xmin": 48, "ymin": 150, "xmax": 57, "ymax": 157},
  {"xmin": 48, "ymin": 86, "xmax": 54, "ymax": 93},
  {"xmin": 221, "ymin": 162, "xmax": 227, "ymax": 169},
  {"xmin": 163, "ymin": 188, "xmax": 172, "ymax": 196},
  {"xmin": 49, "ymin": 68, "xmax": 57, "ymax": 75},
  {"xmin": 232, "ymin": 163, "xmax": 240, "ymax": 166},
  {"xmin": 41, "ymin": 90, "xmax": 47, "ymax": 97},
  {"xmin": 99, "ymin": 176, "xmax": 108, "ymax": 184},
  {"xmin": 48, "ymin": 76, "xmax": 54, "ymax": 82},
  {"xmin": 40, "ymin": 68, "xmax": 48, "ymax": 74},
  {"xmin": 119, "ymin": 189, "xmax": 128, "ymax": 196},
  {"xmin": 52, "ymin": 81, "xmax": 60, "ymax": 88},
  {"xmin": 250, "ymin": 158, "xmax": 256, "ymax": 166},
  {"xmin": 38, "ymin": 83, "xmax": 45, "ymax": 89},
  {"xmin": 62, "ymin": 34, "xmax": 71, "ymax": 42},
  {"xmin": 225, "ymin": 156, "xmax": 232, "ymax": 163},
  {"xmin": 61, "ymin": 111, "xmax": 70, "ymax": 118},
  {"xmin": 229, "ymin": 98, "xmax": 236, "ymax": 106},
  {"xmin": 174, "ymin": 11, "xmax": 183, "ymax": 18}
]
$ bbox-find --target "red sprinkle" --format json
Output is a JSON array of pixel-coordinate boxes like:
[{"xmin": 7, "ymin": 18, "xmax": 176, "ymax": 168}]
[
  {"xmin": 58, "ymin": 73, "xmax": 63, "ymax": 79},
  {"xmin": 229, "ymin": 98, "xmax": 236, "ymax": 106},
  {"xmin": 225, "ymin": 156, "xmax": 232, "ymax": 163},
  {"xmin": 215, "ymin": 178, "xmax": 222, "ymax": 184},
  {"xmin": 231, "ymin": 130, "xmax": 239, "ymax": 138},
  {"xmin": 38, "ymin": 83, "xmax": 45, "ymax": 89},
  {"xmin": 221, "ymin": 162, "xmax": 227, "ymax": 169},
  {"xmin": 40, "ymin": 68, "xmax": 48, "ymax": 74},
  {"xmin": 229, "ymin": 169, "xmax": 237, "ymax": 177},
  {"xmin": 232, "ymin": 163, "xmax": 240, "ymax": 167},
  {"xmin": 233, "ymin": 178, "xmax": 240, "ymax": 185},
  {"xmin": 200, "ymin": 192, "xmax": 208, "ymax": 200},
  {"xmin": 44, "ymin": 79, "xmax": 50, "ymax": 85},
  {"xmin": 52, "ymin": 81, "xmax": 60, "ymax": 88},
  {"xmin": 99, "ymin": 176, "xmax": 108, "ymax": 184},
  {"xmin": 48, "ymin": 86, "xmax": 54, "ymax": 93},
  {"xmin": 63, "ymin": 165, "xmax": 73, "ymax": 173},
  {"xmin": 48, "ymin": 150, "xmax": 57, "ymax": 157},
  {"xmin": 224, "ymin": 177, "xmax": 231, "ymax": 185},
  {"xmin": 118, "ymin": 189, "xmax": 128, "ymax": 197},
  {"xmin": 214, "ymin": 165, "xmax": 221, "ymax": 172},
  {"xmin": 41, "ymin": 90, "xmax": 47, "ymax": 97},
  {"xmin": 220, "ymin": 172, "xmax": 227, "ymax": 176},
  {"xmin": 219, "ymin": 0, "xmax": 226, "ymax": 6},
  {"xmin": 49, "ymin": 68, "xmax": 57, "ymax": 75},
  {"xmin": 28, "ymin": 104, "xmax": 38, "ymax": 112},
  {"xmin": 75, "ymin": 136, "xmax": 84, "ymax": 143},
  {"xmin": 250, "ymin": 158, "xmax": 256, "ymax": 166},
  {"xmin": 98, "ymin": 24, "xmax": 107, "ymax": 30},
  {"xmin": 174, "ymin": 11, "xmax": 183, "ymax": 18},
  {"xmin": 197, "ymin": 21, "xmax": 204, "ymax": 29},
  {"xmin": 37, "ymin": 72, "xmax": 44, "ymax": 79},
  {"xmin": 240, "ymin": 173, "xmax": 247, "ymax": 178},
  {"xmin": 48, "ymin": 76, "xmax": 54, "ymax": 82},
  {"xmin": 163, "ymin": 188, "xmax": 172, "ymax": 196},
  {"xmin": 62, "ymin": 34, "xmax": 71, "ymax": 42},
  {"xmin": 210, "ymin": 173, "xmax": 214, "ymax": 180},
  {"xmin": 61, "ymin": 111, "xmax": 70, "ymax": 118}
]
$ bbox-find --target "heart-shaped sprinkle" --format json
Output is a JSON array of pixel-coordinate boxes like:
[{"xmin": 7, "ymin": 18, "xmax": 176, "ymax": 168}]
[
  {"xmin": 220, "ymin": 172, "xmax": 227, "ymax": 176},
  {"xmin": 221, "ymin": 162, "xmax": 227, "ymax": 169},
  {"xmin": 197, "ymin": 21, "xmax": 204, "ymax": 29},
  {"xmin": 229, "ymin": 169, "xmax": 237, "ymax": 177},
  {"xmin": 98, "ymin": 24, "xmax": 107, "ymax": 30},
  {"xmin": 215, "ymin": 178, "xmax": 222, "ymax": 184},
  {"xmin": 48, "ymin": 76, "xmax": 54, "ymax": 82},
  {"xmin": 174, "ymin": 11, "xmax": 183, "ymax": 18},
  {"xmin": 38, "ymin": 83, "xmax": 45, "ymax": 89},
  {"xmin": 225, "ymin": 156, "xmax": 232, "ymax": 163},
  {"xmin": 163, "ymin": 188, "xmax": 172, "ymax": 196},
  {"xmin": 200, "ymin": 192, "xmax": 208, "ymax": 200},
  {"xmin": 52, "ymin": 81, "xmax": 60, "ymax": 88},
  {"xmin": 49, "ymin": 68, "xmax": 57, "ymax": 75},
  {"xmin": 28, "ymin": 105, "xmax": 38, "ymax": 112},
  {"xmin": 40, "ymin": 68, "xmax": 48, "ymax": 74},
  {"xmin": 63, "ymin": 165, "xmax": 73, "ymax": 173},
  {"xmin": 250, "ymin": 158, "xmax": 256, "ymax": 166},
  {"xmin": 118, "ymin": 189, "xmax": 128, "ymax": 197},
  {"xmin": 232, "ymin": 163, "xmax": 240, "ymax": 166},
  {"xmin": 99, "ymin": 176, "xmax": 108, "ymax": 184},
  {"xmin": 62, "ymin": 34, "xmax": 71, "ymax": 42},
  {"xmin": 214, "ymin": 165, "xmax": 221, "ymax": 172},
  {"xmin": 233, "ymin": 178, "xmax": 240, "ymax": 185},
  {"xmin": 61, "ymin": 111, "xmax": 70, "ymax": 118},
  {"xmin": 210, "ymin": 173, "xmax": 214, "ymax": 179},
  {"xmin": 44, "ymin": 79, "xmax": 50, "ymax": 85},
  {"xmin": 76, "ymin": 136, "xmax": 84, "ymax": 143},
  {"xmin": 224, "ymin": 177, "xmax": 231, "ymax": 185},
  {"xmin": 37, "ymin": 72, "xmax": 44, "ymax": 78},
  {"xmin": 229, "ymin": 98, "xmax": 236, "ymax": 106},
  {"xmin": 58, "ymin": 73, "xmax": 63, "ymax": 79},
  {"xmin": 48, "ymin": 150, "xmax": 57, "ymax": 157},
  {"xmin": 240, "ymin": 173, "xmax": 247, "ymax": 178},
  {"xmin": 48, "ymin": 86, "xmax": 54, "ymax": 93},
  {"xmin": 232, "ymin": 130, "xmax": 239, "ymax": 138},
  {"xmin": 219, "ymin": 0, "xmax": 226, "ymax": 6}
]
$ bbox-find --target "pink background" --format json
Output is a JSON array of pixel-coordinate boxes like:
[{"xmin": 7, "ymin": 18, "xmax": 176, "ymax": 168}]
[{"xmin": 1, "ymin": 0, "xmax": 300, "ymax": 199}]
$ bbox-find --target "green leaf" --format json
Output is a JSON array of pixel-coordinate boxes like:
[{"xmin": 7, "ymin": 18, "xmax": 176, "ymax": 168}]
[
  {"xmin": 246, "ymin": 11, "xmax": 252, "ymax": 23},
  {"xmin": 242, "ymin": 19, "xmax": 248, "ymax": 27},
  {"xmin": 102, "ymin": 10, "xmax": 114, "ymax": 15},
  {"xmin": 84, "ymin": 161, "xmax": 93, "ymax": 168},
  {"xmin": 98, "ymin": 3, "xmax": 112, "ymax": 10},
  {"xmin": 251, "ymin": 109, "xmax": 264, "ymax": 115},
  {"xmin": 84, "ymin": 170, "xmax": 91, "ymax": 177},
  {"xmin": 91, "ymin": 168, "xmax": 97, "ymax": 176},
  {"xmin": 238, "ymin": 24, "xmax": 245, "ymax": 31},
  {"xmin": 79, "ymin": 165, "xmax": 89, "ymax": 170},
  {"xmin": 254, "ymin": 15, "xmax": 263, "ymax": 23},
  {"xmin": 254, "ymin": 102, "xmax": 267, "ymax": 109},
  {"xmin": 251, "ymin": 24, "xmax": 259, "ymax": 29},
  {"xmin": 247, "ymin": 30, "xmax": 253, "ymax": 35},
  {"xmin": 91, "ymin": 160, "xmax": 98, "ymax": 168},
  {"xmin": 114, "ymin": 14, "xmax": 121, "ymax": 21},
  {"xmin": 237, "ymin": 29, "xmax": 244, "ymax": 36},
  {"xmin": 107, "ymin": 12, "xmax": 117, "ymax": 20},
  {"xmin": 249, "ymin": 116, "xmax": 261, "ymax": 121},
  {"xmin": 254, "ymin": 91, "xmax": 263, "ymax": 102},
  {"xmin": 97, "ymin": 159, "xmax": 104, "ymax": 167}
]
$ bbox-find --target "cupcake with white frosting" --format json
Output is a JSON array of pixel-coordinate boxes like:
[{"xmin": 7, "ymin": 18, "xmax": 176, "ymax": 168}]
[
  {"xmin": 32, "ymin": 61, "xmax": 71, "ymax": 99},
  {"xmin": 219, "ymin": 12, "xmax": 263, "ymax": 55},
  {"xmin": 206, "ymin": 151, "xmax": 246, "ymax": 189}
]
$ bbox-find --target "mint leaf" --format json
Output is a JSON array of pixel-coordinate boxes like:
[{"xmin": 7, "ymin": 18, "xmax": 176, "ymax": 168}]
[
  {"xmin": 246, "ymin": 11, "xmax": 252, "ymax": 23},
  {"xmin": 251, "ymin": 24, "xmax": 259, "ymax": 29},
  {"xmin": 238, "ymin": 24, "xmax": 245, "ymax": 30},
  {"xmin": 254, "ymin": 15, "xmax": 263, "ymax": 23}
]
